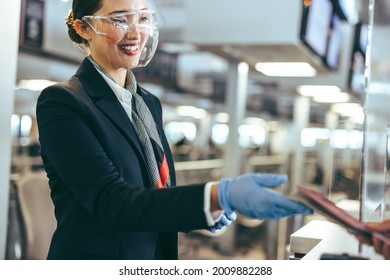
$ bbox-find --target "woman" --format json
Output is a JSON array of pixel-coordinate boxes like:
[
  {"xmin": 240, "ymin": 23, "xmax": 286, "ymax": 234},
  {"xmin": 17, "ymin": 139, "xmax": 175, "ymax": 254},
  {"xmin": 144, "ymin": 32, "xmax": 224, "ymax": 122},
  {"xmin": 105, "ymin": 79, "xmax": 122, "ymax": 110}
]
[{"xmin": 36, "ymin": 0, "xmax": 312, "ymax": 260}]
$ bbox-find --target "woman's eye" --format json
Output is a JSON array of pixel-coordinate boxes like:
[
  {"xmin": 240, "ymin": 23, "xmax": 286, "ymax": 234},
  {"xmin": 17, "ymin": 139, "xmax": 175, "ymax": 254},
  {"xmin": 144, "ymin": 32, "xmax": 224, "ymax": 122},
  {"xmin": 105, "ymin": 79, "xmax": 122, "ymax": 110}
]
[
  {"xmin": 138, "ymin": 13, "xmax": 151, "ymax": 24},
  {"xmin": 110, "ymin": 17, "xmax": 126, "ymax": 24}
]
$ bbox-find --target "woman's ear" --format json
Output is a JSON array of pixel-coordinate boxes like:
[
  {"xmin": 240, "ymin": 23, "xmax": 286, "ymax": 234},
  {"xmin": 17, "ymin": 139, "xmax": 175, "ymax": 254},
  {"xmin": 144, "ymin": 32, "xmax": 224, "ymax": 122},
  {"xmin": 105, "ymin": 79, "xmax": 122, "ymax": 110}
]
[{"xmin": 73, "ymin": 19, "xmax": 92, "ymax": 41}]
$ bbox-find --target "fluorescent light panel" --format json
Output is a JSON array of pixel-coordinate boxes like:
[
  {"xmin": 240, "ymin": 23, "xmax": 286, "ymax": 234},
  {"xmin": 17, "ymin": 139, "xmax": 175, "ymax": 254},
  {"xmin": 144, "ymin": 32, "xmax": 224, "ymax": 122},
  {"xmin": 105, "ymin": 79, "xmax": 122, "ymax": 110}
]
[
  {"xmin": 313, "ymin": 91, "xmax": 350, "ymax": 103},
  {"xmin": 331, "ymin": 103, "xmax": 363, "ymax": 116},
  {"xmin": 177, "ymin": 106, "xmax": 207, "ymax": 119},
  {"xmin": 255, "ymin": 62, "xmax": 317, "ymax": 77},
  {"xmin": 297, "ymin": 85, "xmax": 350, "ymax": 103},
  {"xmin": 297, "ymin": 85, "xmax": 341, "ymax": 97}
]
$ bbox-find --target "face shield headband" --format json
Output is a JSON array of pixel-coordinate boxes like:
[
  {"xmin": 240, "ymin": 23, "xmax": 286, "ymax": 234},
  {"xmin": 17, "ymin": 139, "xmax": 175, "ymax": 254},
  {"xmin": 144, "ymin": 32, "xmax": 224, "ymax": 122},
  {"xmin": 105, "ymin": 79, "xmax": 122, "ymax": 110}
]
[{"xmin": 82, "ymin": 10, "xmax": 159, "ymax": 67}]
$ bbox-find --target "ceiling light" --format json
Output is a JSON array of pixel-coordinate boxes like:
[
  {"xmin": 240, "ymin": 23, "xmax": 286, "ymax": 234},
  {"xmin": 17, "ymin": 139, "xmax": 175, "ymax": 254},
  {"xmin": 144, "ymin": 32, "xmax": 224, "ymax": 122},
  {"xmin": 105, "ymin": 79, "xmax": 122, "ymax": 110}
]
[
  {"xmin": 297, "ymin": 85, "xmax": 350, "ymax": 103},
  {"xmin": 330, "ymin": 103, "xmax": 363, "ymax": 116},
  {"xmin": 244, "ymin": 117, "xmax": 266, "ymax": 126},
  {"xmin": 255, "ymin": 62, "xmax": 317, "ymax": 77},
  {"xmin": 313, "ymin": 91, "xmax": 350, "ymax": 103},
  {"xmin": 297, "ymin": 85, "xmax": 341, "ymax": 97},
  {"xmin": 177, "ymin": 106, "xmax": 207, "ymax": 119},
  {"xmin": 215, "ymin": 112, "xmax": 229, "ymax": 123}
]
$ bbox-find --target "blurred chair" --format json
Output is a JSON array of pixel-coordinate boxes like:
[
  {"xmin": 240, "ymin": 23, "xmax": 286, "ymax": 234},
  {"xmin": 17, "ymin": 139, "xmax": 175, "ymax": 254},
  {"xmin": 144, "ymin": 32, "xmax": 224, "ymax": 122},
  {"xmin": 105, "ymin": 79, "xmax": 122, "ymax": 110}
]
[{"xmin": 15, "ymin": 171, "xmax": 56, "ymax": 259}]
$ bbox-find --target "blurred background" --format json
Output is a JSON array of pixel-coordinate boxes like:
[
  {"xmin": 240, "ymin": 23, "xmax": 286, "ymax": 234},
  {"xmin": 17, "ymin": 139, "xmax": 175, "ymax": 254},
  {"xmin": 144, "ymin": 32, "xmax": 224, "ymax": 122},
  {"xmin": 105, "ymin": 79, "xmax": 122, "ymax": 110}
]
[{"xmin": 1, "ymin": 0, "xmax": 390, "ymax": 260}]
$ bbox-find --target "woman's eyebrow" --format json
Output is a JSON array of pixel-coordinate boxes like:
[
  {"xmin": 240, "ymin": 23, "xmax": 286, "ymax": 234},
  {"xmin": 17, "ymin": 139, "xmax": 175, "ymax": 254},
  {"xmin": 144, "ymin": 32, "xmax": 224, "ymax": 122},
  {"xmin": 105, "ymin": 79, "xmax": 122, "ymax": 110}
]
[{"xmin": 108, "ymin": 8, "xmax": 148, "ymax": 15}]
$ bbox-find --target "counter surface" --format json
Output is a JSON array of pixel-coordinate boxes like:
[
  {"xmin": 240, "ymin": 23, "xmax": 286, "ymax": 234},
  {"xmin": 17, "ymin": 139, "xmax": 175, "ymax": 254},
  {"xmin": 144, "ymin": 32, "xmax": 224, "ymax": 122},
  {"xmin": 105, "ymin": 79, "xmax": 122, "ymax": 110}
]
[{"xmin": 290, "ymin": 219, "xmax": 384, "ymax": 260}]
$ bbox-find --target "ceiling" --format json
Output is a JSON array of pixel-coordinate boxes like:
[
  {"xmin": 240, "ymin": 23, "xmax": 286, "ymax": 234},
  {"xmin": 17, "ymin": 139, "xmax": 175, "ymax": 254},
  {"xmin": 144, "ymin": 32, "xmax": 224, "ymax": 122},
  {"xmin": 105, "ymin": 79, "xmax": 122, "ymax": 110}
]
[{"xmin": 15, "ymin": 0, "xmax": 390, "ymax": 122}]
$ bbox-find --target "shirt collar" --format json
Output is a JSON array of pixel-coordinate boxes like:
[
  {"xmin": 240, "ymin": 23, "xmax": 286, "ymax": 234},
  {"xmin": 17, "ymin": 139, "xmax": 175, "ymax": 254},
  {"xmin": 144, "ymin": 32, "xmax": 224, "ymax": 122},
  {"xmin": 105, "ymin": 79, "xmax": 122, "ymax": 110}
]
[{"xmin": 88, "ymin": 56, "xmax": 138, "ymax": 102}]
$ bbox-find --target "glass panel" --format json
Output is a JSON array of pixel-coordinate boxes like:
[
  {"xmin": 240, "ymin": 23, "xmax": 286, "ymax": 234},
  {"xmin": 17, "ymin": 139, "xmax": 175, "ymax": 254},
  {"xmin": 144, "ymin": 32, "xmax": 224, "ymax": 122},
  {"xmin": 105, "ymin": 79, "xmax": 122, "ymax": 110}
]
[
  {"xmin": 329, "ymin": 120, "xmax": 363, "ymax": 217},
  {"xmin": 361, "ymin": 0, "xmax": 390, "ymax": 222}
]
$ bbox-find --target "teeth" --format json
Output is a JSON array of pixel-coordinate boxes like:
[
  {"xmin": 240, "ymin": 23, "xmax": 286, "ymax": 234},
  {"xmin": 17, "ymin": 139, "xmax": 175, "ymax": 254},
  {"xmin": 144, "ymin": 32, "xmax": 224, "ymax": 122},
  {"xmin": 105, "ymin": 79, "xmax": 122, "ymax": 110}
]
[{"xmin": 121, "ymin": 45, "xmax": 138, "ymax": 52}]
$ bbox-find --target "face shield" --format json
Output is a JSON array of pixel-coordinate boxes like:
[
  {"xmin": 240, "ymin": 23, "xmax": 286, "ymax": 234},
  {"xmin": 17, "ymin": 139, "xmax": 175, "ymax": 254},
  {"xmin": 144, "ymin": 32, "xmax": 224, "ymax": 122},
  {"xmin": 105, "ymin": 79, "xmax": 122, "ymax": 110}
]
[{"xmin": 82, "ymin": 10, "xmax": 159, "ymax": 67}]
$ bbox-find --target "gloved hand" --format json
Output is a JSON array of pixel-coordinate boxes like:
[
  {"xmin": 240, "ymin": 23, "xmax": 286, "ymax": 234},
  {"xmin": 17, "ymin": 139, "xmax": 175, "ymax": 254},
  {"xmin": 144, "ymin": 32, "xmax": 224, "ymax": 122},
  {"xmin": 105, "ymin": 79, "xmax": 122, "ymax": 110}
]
[
  {"xmin": 217, "ymin": 173, "xmax": 313, "ymax": 220},
  {"xmin": 208, "ymin": 212, "xmax": 237, "ymax": 233}
]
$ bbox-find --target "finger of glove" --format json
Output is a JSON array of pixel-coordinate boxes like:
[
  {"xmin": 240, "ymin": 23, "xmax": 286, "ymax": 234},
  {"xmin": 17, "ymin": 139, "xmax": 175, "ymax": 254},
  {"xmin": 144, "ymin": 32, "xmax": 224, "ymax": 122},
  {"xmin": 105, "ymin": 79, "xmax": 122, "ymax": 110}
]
[
  {"xmin": 251, "ymin": 173, "xmax": 288, "ymax": 188},
  {"xmin": 271, "ymin": 196, "xmax": 313, "ymax": 217},
  {"xmin": 230, "ymin": 184, "xmax": 312, "ymax": 220}
]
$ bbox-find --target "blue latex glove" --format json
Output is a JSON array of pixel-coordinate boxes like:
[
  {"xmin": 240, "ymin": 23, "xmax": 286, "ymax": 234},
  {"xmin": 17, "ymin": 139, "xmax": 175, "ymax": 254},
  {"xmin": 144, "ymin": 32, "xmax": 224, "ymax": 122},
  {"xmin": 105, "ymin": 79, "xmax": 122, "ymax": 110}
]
[
  {"xmin": 217, "ymin": 173, "xmax": 313, "ymax": 220},
  {"xmin": 208, "ymin": 212, "xmax": 237, "ymax": 233}
]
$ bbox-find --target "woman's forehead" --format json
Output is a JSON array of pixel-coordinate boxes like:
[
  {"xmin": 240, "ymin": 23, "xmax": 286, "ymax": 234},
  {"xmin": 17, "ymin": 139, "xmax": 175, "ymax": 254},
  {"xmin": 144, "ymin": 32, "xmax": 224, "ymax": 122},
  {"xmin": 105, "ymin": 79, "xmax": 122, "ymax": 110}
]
[{"xmin": 98, "ymin": 0, "xmax": 148, "ymax": 15}]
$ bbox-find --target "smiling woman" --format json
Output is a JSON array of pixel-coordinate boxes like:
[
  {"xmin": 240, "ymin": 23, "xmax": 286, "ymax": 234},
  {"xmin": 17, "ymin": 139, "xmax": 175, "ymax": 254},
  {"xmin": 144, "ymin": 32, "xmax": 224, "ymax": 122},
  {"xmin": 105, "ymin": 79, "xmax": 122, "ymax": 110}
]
[
  {"xmin": 35, "ymin": 0, "xmax": 312, "ymax": 260},
  {"xmin": 67, "ymin": 0, "xmax": 158, "ymax": 84}
]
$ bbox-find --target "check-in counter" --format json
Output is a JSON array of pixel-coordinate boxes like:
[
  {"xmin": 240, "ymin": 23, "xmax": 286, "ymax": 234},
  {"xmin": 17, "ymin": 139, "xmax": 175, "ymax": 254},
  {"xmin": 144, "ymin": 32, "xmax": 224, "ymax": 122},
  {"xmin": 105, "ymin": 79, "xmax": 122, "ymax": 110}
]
[{"xmin": 289, "ymin": 219, "xmax": 384, "ymax": 260}]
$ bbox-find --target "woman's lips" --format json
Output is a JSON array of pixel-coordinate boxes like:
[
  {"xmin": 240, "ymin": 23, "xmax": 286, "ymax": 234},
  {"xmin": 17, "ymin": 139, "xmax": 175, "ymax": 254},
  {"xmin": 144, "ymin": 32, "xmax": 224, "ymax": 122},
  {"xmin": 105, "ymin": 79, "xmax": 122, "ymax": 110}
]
[{"xmin": 119, "ymin": 44, "xmax": 139, "ymax": 55}]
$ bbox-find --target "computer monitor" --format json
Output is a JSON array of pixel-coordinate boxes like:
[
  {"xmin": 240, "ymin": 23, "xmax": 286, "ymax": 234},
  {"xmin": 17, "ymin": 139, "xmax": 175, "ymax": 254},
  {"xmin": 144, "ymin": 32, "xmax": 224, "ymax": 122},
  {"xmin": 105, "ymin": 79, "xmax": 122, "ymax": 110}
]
[
  {"xmin": 300, "ymin": 0, "xmax": 333, "ymax": 58},
  {"xmin": 325, "ymin": 13, "xmax": 342, "ymax": 70}
]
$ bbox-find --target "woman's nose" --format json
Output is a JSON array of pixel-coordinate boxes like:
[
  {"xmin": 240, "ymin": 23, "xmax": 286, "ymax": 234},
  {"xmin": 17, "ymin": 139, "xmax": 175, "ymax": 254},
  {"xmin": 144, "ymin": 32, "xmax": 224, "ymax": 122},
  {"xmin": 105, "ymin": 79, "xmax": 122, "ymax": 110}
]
[{"xmin": 124, "ymin": 23, "xmax": 141, "ymax": 38}]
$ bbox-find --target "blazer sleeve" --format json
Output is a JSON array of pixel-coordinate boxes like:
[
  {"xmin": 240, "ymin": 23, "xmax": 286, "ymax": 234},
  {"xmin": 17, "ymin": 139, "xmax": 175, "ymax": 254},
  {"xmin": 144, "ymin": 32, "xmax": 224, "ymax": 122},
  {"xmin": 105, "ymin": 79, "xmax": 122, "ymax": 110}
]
[{"xmin": 36, "ymin": 83, "xmax": 209, "ymax": 232}]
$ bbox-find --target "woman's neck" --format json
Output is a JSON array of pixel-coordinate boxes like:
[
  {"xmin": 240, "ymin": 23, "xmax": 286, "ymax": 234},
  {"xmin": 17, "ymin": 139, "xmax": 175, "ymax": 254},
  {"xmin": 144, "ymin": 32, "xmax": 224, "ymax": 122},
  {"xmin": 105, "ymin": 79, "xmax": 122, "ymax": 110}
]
[
  {"xmin": 109, "ymin": 70, "xmax": 127, "ymax": 88},
  {"xmin": 89, "ymin": 56, "xmax": 127, "ymax": 88}
]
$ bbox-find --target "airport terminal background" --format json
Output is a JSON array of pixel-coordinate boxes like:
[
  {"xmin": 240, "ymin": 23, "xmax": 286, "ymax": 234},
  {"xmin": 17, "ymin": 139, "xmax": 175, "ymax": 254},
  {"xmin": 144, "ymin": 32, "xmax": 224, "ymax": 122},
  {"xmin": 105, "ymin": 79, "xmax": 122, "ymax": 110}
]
[{"xmin": 1, "ymin": 0, "xmax": 390, "ymax": 260}]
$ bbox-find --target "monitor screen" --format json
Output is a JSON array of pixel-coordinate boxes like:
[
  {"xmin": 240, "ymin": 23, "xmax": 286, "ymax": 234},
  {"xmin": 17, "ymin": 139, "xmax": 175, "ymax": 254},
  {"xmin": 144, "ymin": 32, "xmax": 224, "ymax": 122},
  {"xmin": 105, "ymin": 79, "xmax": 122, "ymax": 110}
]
[
  {"xmin": 336, "ymin": 0, "xmax": 357, "ymax": 21},
  {"xmin": 301, "ymin": 0, "xmax": 333, "ymax": 57},
  {"xmin": 349, "ymin": 51, "xmax": 366, "ymax": 99},
  {"xmin": 326, "ymin": 13, "xmax": 342, "ymax": 69},
  {"xmin": 359, "ymin": 23, "xmax": 368, "ymax": 54}
]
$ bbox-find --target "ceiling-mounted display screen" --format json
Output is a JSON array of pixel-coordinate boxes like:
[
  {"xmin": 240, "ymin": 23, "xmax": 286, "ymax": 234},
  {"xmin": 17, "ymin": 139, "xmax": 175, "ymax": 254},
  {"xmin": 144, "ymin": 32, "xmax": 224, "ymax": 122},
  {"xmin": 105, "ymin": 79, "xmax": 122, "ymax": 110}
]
[
  {"xmin": 301, "ymin": 0, "xmax": 333, "ymax": 57},
  {"xmin": 358, "ymin": 22, "xmax": 368, "ymax": 55},
  {"xmin": 348, "ymin": 22, "xmax": 368, "ymax": 99},
  {"xmin": 326, "ymin": 13, "xmax": 342, "ymax": 70},
  {"xmin": 335, "ymin": 0, "xmax": 357, "ymax": 21}
]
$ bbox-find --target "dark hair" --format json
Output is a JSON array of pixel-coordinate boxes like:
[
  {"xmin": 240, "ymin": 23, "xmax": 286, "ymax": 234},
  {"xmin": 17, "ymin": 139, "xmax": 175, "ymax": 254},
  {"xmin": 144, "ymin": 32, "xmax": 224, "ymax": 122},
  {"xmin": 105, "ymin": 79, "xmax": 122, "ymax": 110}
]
[{"xmin": 65, "ymin": 0, "xmax": 103, "ymax": 44}]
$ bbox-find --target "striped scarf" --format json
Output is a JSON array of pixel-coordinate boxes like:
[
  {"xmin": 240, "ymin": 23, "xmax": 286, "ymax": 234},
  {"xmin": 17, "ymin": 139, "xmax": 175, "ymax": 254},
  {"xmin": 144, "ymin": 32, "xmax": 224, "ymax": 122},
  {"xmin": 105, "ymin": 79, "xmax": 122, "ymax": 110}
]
[{"xmin": 89, "ymin": 57, "xmax": 170, "ymax": 188}]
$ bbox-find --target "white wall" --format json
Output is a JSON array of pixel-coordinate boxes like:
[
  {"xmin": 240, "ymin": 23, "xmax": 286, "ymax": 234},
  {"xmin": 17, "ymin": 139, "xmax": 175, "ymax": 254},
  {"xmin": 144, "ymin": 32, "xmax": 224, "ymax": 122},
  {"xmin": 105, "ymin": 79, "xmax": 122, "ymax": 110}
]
[
  {"xmin": 43, "ymin": 0, "xmax": 84, "ymax": 61},
  {"xmin": 0, "ymin": 0, "xmax": 21, "ymax": 259},
  {"xmin": 184, "ymin": 0, "xmax": 301, "ymax": 44}
]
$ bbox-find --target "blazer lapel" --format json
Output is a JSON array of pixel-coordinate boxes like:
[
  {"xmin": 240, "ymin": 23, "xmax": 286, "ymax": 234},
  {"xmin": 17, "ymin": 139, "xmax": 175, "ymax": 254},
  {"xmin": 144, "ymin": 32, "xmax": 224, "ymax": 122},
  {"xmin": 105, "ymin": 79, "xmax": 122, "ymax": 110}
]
[{"xmin": 75, "ymin": 58, "xmax": 146, "ymax": 162}]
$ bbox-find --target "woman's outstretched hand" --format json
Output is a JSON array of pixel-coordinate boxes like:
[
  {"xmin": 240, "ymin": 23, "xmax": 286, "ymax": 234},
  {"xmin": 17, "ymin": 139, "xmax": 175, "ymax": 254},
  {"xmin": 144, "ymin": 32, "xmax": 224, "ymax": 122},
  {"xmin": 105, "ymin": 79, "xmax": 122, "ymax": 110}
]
[{"xmin": 216, "ymin": 173, "xmax": 313, "ymax": 220}]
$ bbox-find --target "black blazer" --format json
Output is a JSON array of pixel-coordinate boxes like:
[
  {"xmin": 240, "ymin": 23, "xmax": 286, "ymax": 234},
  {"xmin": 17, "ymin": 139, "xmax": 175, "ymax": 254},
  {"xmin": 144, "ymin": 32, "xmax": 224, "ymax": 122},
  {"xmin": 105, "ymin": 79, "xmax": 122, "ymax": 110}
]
[{"xmin": 36, "ymin": 58, "xmax": 209, "ymax": 260}]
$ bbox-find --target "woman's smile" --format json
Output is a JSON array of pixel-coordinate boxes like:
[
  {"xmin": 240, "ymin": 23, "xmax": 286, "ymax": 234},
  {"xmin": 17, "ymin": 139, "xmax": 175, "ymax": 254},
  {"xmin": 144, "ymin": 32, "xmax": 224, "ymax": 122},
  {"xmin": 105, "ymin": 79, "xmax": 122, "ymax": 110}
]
[{"xmin": 118, "ymin": 42, "xmax": 140, "ymax": 56}]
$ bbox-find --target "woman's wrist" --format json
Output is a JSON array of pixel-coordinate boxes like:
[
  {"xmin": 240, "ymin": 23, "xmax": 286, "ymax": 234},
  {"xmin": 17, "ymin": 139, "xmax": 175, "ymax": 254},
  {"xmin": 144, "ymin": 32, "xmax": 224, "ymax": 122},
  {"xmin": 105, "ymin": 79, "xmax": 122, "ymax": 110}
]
[{"xmin": 210, "ymin": 181, "xmax": 221, "ymax": 212}]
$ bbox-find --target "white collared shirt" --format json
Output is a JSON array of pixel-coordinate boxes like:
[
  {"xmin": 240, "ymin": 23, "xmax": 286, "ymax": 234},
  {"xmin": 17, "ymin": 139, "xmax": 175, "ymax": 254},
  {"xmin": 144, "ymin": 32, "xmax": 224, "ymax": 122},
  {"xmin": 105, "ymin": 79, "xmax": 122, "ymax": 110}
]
[{"xmin": 96, "ymin": 68, "xmax": 134, "ymax": 122}]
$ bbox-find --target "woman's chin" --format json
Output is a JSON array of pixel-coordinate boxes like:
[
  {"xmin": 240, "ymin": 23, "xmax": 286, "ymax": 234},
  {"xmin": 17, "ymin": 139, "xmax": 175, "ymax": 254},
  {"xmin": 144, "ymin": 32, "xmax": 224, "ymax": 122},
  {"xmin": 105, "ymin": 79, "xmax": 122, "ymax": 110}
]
[{"xmin": 122, "ymin": 57, "xmax": 141, "ymax": 69}]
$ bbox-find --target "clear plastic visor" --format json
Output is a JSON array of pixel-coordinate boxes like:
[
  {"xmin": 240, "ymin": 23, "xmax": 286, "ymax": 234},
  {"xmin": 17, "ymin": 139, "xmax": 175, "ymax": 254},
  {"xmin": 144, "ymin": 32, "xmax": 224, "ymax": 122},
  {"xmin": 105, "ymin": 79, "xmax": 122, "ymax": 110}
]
[{"xmin": 82, "ymin": 10, "xmax": 159, "ymax": 67}]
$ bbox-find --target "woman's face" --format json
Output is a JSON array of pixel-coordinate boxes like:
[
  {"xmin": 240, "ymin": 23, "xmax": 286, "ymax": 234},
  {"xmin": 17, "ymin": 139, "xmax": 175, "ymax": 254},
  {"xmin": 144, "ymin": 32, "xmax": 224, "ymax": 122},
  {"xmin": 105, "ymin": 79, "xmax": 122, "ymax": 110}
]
[{"xmin": 87, "ymin": 0, "xmax": 150, "ymax": 75}]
